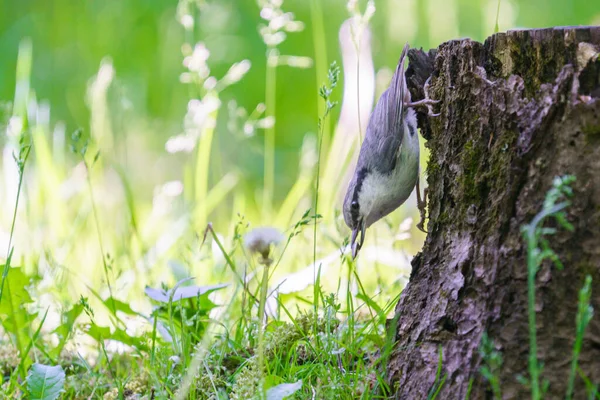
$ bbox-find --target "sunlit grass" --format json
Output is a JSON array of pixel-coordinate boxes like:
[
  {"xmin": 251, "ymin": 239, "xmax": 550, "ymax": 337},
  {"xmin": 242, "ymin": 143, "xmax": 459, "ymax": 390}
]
[
  {"xmin": 0, "ymin": 7, "xmax": 420, "ymax": 399},
  {"xmin": 0, "ymin": 1, "xmax": 423, "ymax": 399}
]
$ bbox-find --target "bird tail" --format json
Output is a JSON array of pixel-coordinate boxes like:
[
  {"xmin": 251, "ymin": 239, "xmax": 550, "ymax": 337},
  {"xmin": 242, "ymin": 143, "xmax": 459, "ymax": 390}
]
[{"xmin": 387, "ymin": 43, "xmax": 410, "ymax": 134}]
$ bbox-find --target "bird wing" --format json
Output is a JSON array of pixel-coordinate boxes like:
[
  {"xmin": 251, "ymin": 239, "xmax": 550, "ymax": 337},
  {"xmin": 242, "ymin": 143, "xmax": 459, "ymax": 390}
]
[{"xmin": 358, "ymin": 43, "xmax": 409, "ymax": 174}]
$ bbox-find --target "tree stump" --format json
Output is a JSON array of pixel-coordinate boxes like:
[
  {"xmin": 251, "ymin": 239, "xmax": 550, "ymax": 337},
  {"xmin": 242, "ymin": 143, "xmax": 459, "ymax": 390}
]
[{"xmin": 389, "ymin": 26, "xmax": 600, "ymax": 399}]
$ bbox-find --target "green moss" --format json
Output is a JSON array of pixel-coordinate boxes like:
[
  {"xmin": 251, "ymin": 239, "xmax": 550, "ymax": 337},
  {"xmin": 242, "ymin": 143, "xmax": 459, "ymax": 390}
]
[
  {"xmin": 460, "ymin": 140, "xmax": 483, "ymax": 203},
  {"xmin": 582, "ymin": 123, "xmax": 600, "ymax": 137},
  {"xmin": 437, "ymin": 210, "xmax": 451, "ymax": 226},
  {"xmin": 577, "ymin": 263, "xmax": 597, "ymax": 278},
  {"xmin": 427, "ymin": 155, "xmax": 441, "ymax": 178}
]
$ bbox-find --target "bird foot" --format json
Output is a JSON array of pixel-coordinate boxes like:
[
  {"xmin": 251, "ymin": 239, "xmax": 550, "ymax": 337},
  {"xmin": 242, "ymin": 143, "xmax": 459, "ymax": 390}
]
[
  {"xmin": 416, "ymin": 178, "xmax": 429, "ymax": 234},
  {"xmin": 405, "ymin": 77, "xmax": 440, "ymax": 117}
]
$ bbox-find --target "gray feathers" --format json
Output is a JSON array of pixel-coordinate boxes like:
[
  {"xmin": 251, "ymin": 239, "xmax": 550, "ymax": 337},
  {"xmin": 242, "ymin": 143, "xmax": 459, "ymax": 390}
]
[
  {"xmin": 359, "ymin": 43, "xmax": 410, "ymax": 175},
  {"xmin": 343, "ymin": 43, "xmax": 413, "ymax": 231}
]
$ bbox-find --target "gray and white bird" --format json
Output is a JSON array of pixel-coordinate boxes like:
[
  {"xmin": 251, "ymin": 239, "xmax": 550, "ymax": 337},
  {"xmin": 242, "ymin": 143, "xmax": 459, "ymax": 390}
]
[{"xmin": 343, "ymin": 43, "xmax": 437, "ymax": 258}]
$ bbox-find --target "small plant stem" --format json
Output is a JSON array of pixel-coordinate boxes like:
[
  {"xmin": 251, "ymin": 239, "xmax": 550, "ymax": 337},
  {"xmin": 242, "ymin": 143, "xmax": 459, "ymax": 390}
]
[
  {"xmin": 346, "ymin": 258, "xmax": 355, "ymax": 344},
  {"xmin": 524, "ymin": 201, "xmax": 568, "ymax": 400},
  {"xmin": 263, "ymin": 50, "xmax": 277, "ymax": 219},
  {"xmin": 309, "ymin": 0, "xmax": 330, "ymax": 151},
  {"xmin": 526, "ymin": 231, "xmax": 541, "ymax": 400},
  {"xmin": 0, "ymin": 146, "xmax": 30, "ymax": 303},
  {"xmin": 257, "ymin": 258, "xmax": 272, "ymax": 400},
  {"xmin": 494, "ymin": 0, "xmax": 502, "ymax": 34},
  {"xmin": 85, "ymin": 165, "xmax": 117, "ymax": 318},
  {"xmin": 566, "ymin": 275, "xmax": 593, "ymax": 400},
  {"xmin": 312, "ymin": 119, "xmax": 325, "ymax": 319}
]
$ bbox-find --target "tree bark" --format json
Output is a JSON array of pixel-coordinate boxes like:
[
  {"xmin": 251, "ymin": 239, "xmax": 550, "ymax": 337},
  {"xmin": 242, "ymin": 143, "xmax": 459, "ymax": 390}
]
[{"xmin": 389, "ymin": 26, "xmax": 600, "ymax": 399}]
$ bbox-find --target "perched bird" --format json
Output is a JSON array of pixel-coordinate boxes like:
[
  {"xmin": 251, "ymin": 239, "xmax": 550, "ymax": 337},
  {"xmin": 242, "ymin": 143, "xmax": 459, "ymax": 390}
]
[{"xmin": 342, "ymin": 43, "xmax": 438, "ymax": 258}]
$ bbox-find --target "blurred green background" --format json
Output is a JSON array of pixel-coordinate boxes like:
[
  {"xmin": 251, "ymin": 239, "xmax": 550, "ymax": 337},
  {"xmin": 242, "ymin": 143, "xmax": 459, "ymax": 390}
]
[
  {"xmin": 0, "ymin": 0, "xmax": 597, "ymax": 312},
  {"xmin": 1, "ymin": 0, "xmax": 598, "ymax": 204}
]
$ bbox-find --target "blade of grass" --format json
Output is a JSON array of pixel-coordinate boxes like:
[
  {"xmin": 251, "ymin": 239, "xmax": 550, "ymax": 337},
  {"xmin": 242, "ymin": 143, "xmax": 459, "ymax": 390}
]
[{"xmin": 566, "ymin": 275, "xmax": 594, "ymax": 400}]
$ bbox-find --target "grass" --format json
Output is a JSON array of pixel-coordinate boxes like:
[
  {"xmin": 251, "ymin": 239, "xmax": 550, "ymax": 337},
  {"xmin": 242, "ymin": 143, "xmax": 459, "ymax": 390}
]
[
  {"xmin": 0, "ymin": 4, "xmax": 413, "ymax": 397},
  {"xmin": 522, "ymin": 175, "xmax": 576, "ymax": 399},
  {"xmin": 0, "ymin": 1, "xmax": 597, "ymax": 399}
]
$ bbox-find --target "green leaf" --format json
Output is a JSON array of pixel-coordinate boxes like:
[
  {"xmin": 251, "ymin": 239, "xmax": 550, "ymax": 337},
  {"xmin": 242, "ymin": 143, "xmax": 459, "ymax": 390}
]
[
  {"xmin": 103, "ymin": 297, "xmax": 138, "ymax": 316},
  {"xmin": 27, "ymin": 363, "xmax": 65, "ymax": 400},
  {"xmin": 85, "ymin": 323, "xmax": 149, "ymax": 352},
  {"xmin": 0, "ymin": 267, "xmax": 33, "ymax": 315},
  {"xmin": 51, "ymin": 303, "xmax": 84, "ymax": 358},
  {"xmin": 266, "ymin": 380, "xmax": 302, "ymax": 400},
  {"xmin": 0, "ymin": 266, "xmax": 36, "ymax": 355}
]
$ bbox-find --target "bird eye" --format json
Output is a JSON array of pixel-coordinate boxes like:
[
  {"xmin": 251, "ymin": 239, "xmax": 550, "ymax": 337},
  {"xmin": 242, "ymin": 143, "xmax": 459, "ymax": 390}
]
[{"xmin": 351, "ymin": 201, "xmax": 359, "ymax": 210}]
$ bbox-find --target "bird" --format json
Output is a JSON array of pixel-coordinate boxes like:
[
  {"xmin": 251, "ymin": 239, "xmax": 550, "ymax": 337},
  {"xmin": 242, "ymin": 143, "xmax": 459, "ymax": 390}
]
[{"xmin": 342, "ymin": 43, "xmax": 438, "ymax": 258}]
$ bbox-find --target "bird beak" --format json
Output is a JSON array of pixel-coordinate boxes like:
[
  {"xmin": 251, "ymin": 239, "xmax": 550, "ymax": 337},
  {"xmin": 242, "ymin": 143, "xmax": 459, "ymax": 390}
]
[{"xmin": 350, "ymin": 219, "xmax": 366, "ymax": 259}]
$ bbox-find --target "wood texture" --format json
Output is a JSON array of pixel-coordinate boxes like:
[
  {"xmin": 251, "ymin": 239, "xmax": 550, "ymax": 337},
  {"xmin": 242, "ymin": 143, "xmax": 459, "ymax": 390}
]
[{"xmin": 389, "ymin": 26, "xmax": 600, "ymax": 399}]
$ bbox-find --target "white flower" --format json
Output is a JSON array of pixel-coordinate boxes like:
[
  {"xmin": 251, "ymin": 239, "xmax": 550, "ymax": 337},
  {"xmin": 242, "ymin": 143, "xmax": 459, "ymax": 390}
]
[
  {"xmin": 161, "ymin": 180, "xmax": 184, "ymax": 197},
  {"xmin": 204, "ymin": 76, "xmax": 217, "ymax": 90},
  {"xmin": 284, "ymin": 20, "xmax": 304, "ymax": 32},
  {"xmin": 256, "ymin": 103, "xmax": 266, "ymax": 113},
  {"xmin": 165, "ymin": 134, "xmax": 196, "ymax": 153},
  {"xmin": 222, "ymin": 60, "xmax": 251, "ymax": 85},
  {"xmin": 183, "ymin": 43, "xmax": 210, "ymax": 78},
  {"xmin": 347, "ymin": 0, "xmax": 358, "ymax": 14},
  {"xmin": 278, "ymin": 55, "xmax": 313, "ymax": 68},
  {"xmin": 243, "ymin": 122, "xmax": 254, "ymax": 136},
  {"xmin": 179, "ymin": 14, "xmax": 194, "ymax": 30},
  {"xmin": 263, "ymin": 31, "xmax": 286, "ymax": 46},
  {"xmin": 364, "ymin": 0, "xmax": 376, "ymax": 21},
  {"xmin": 269, "ymin": 12, "xmax": 292, "ymax": 31},
  {"xmin": 256, "ymin": 116, "xmax": 275, "ymax": 129},
  {"xmin": 260, "ymin": 7, "xmax": 274, "ymax": 20},
  {"xmin": 187, "ymin": 95, "xmax": 221, "ymax": 129}
]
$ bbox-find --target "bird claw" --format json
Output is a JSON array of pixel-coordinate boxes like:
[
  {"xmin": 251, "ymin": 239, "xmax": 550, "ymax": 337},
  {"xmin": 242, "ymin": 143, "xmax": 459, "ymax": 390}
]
[
  {"xmin": 417, "ymin": 220, "xmax": 428, "ymax": 234},
  {"xmin": 405, "ymin": 76, "xmax": 440, "ymax": 118},
  {"xmin": 416, "ymin": 178, "xmax": 429, "ymax": 234}
]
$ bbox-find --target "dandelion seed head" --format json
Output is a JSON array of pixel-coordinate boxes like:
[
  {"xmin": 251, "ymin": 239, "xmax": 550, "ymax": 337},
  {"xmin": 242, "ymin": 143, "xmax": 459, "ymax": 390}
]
[{"xmin": 244, "ymin": 227, "xmax": 283, "ymax": 260}]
